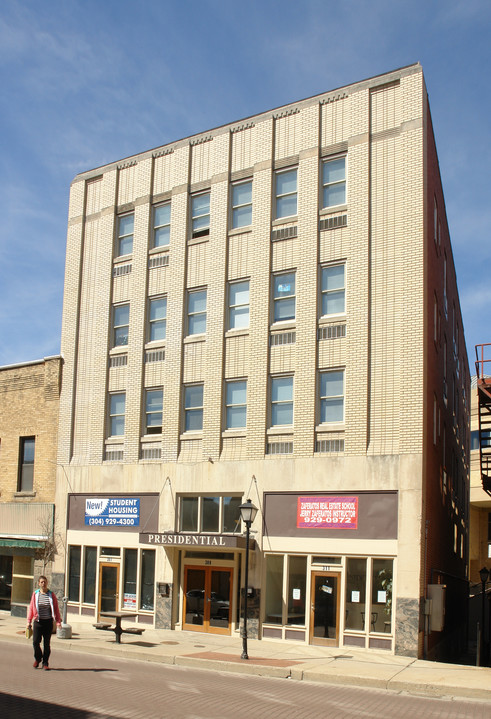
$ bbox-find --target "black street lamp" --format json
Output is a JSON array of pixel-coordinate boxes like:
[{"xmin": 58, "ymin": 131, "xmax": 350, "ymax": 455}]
[
  {"xmin": 239, "ymin": 498, "xmax": 258, "ymax": 660},
  {"xmin": 479, "ymin": 566, "xmax": 489, "ymax": 666}
]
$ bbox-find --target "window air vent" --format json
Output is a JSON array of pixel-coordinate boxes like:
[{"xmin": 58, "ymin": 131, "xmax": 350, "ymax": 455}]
[
  {"xmin": 105, "ymin": 449, "xmax": 124, "ymax": 462},
  {"xmin": 145, "ymin": 349, "xmax": 165, "ymax": 363},
  {"xmin": 270, "ymin": 331, "xmax": 296, "ymax": 346},
  {"xmin": 148, "ymin": 254, "xmax": 169, "ymax": 269},
  {"xmin": 141, "ymin": 447, "xmax": 161, "ymax": 460},
  {"xmin": 271, "ymin": 225, "xmax": 298, "ymax": 242},
  {"xmin": 316, "ymin": 439, "xmax": 345, "ymax": 453},
  {"xmin": 318, "ymin": 324, "xmax": 346, "ymax": 340},
  {"xmin": 109, "ymin": 354, "xmax": 128, "ymax": 368},
  {"xmin": 319, "ymin": 214, "xmax": 347, "ymax": 231},
  {"xmin": 113, "ymin": 263, "xmax": 132, "ymax": 277},
  {"xmin": 267, "ymin": 441, "xmax": 293, "ymax": 455}
]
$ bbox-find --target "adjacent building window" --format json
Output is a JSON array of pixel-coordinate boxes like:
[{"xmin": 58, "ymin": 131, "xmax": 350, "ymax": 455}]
[
  {"xmin": 145, "ymin": 388, "xmax": 163, "ymax": 434},
  {"xmin": 153, "ymin": 203, "xmax": 171, "ymax": 248},
  {"xmin": 113, "ymin": 304, "xmax": 129, "ymax": 347},
  {"xmin": 184, "ymin": 384, "xmax": 204, "ymax": 431},
  {"xmin": 187, "ymin": 289, "xmax": 207, "ymax": 335},
  {"xmin": 228, "ymin": 280, "xmax": 249, "ymax": 330},
  {"xmin": 18, "ymin": 437, "xmax": 35, "ymax": 492},
  {"xmin": 271, "ymin": 376, "xmax": 294, "ymax": 426},
  {"xmin": 273, "ymin": 272, "xmax": 296, "ymax": 322},
  {"xmin": 231, "ymin": 180, "xmax": 252, "ymax": 228},
  {"xmin": 191, "ymin": 193, "xmax": 210, "ymax": 238},
  {"xmin": 179, "ymin": 495, "xmax": 242, "ymax": 533},
  {"xmin": 322, "ymin": 157, "xmax": 346, "ymax": 208},
  {"xmin": 109, "ymin": 393, "xmax": 126, "ymax": 436},
  {"xmin": 148, "ymin": 297, "xmax": 167, "ymax": 342},
  {"xmin": 225, "ymin": 380, "xmax": 247, "ymax": 429},
  {"xmin": 321, "ymin": 264, "xmax": 345, "ymax": 316},
  {"xmin": 320, "ymin": 370, "xmax": 344, "ymax": 423},
  {"xmin": 275, "ymin": 168, "xmax": 297, "ymax": 219},
  {"xmin": 117, "ymin": 214, "xmax": 134, "ymax": 256}
]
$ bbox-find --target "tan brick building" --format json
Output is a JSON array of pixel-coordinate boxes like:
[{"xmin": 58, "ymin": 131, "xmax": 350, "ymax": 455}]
[
  {"xmin": 0, "ymin": 356, "xmax": 62, "ymax": 616},
  {"xmin": 53, "ymin": 64, "xmax": 469, "ymax": 659}
]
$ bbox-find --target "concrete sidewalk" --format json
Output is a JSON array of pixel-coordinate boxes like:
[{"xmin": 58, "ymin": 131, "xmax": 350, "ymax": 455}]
[{"xmin": 1, "ymin": 612, "xmax": 490, "ymax": 703}]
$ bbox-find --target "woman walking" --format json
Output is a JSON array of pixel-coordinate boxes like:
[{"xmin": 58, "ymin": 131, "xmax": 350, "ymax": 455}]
[{"xmin": 27, "ymin": 575, "xmax": 62, "ymax": 670}]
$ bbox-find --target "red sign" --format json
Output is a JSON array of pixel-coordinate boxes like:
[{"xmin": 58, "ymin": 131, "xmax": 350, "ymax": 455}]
[{"xmin": 297, "ymin": 496, "xmax": 358, "ymax": 529}]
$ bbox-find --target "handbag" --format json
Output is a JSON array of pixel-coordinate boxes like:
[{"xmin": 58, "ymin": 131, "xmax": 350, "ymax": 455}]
[{"xmin": 26, "ymin": 626, "xmax": 33, "ymax": 639}]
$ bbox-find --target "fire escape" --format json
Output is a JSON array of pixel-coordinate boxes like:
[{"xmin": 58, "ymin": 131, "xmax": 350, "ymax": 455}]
[{"xmin": 475, "ymin": 344, "xmax": 491, "ymax": 495}]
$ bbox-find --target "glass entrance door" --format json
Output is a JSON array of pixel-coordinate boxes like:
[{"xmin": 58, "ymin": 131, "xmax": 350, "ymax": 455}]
[
  {"xmin": 183, "ymin": 566, "xmax": 232, "ymax": 635},
  {"xmin": 98, "ymin": 563, "xmax": 120, "ymax": 616},
  {"xmin": 310, "ymin": 572, "xmax": 340, "ymax": 646}
]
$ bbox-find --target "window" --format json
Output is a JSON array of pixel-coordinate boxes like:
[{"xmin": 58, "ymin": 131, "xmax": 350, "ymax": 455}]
[
  {"xmin": 271, "ymin": 376, "xmax": 293, "ymax": 426},
  {"xmin": 225, "ymin": 380, "xmax": 247, "ymax": 429},
  {"xmin": 113, "ymin": 304, "xmax": 129, "ymax": 347},
  {"xmin": 140, "ymin": 549, "xmax": 155, "ymax": 611},
  {"xmin": 187, "ymin": 289, "xmax": 207, "ymax": 335},
  {"xmin": 321, "ymin": 264, "xmax": 345, "ymax": 316},
  {"xmin": 18, "ymin": 437, "xmax": 35, "ymax": 492},
  {"xmin": 265, "ymin": 555, "xmax": 283, "ymax": 624},
  {"xmin": 371, "ymin": 559, "xmax": 393, "ymax": 633},
  {"xmin": 184, "ymin": 384, "xmax": 203, "ymax": 431},
  {"xmin": 273, "ymin": 272, "xmax": 295, "ymax": 322},
  {"xmin": 191, "ymin": 193, "xmax": 210, "ymax": 238},
  {"xmin": 109, "ymin": 393, "xmax": 126, "ymax": 436},
  {"xmin": 148, "ymin": 297, "xmax": 167, "ymax": 342},
  {"xmin": 117, "ymin": 214, "xmax": 134, "ymax": 256},
  {"xmin": 434, "ymin": 197, "xmax": 438, "ymax": 245},
  {"xmin": 287, "ymin": 556, "xmax": 307, "ymax": 625},
  {"xmin": 68, "ymin": 546, "xmax": 81, "ymax": 602},
  {"xmin": 275, "ymin": 168, "xmax": 297, "ymax": 219},
  {"xmin": 231, "ymin": 180, "xmax": 252, "ymax": 228},
  {"xmin": 123, "ymin": 548, "xmax": 155, "ymax": 611},
  {"xmin": 83, "ymin": 547, "xmax": 97, "ymax": 604},
  {"xmin": 145, "ymin": 388, "xmax": 163, "ymax": 434},
  {"xmin": 179, "ymin": 495, "xmax": 241, "ymax": 533},
  {"xmin": 124, "ymin": 549, "xmax": 137, "ymax": 606},
  {"xmin": 345, "ymin": 557, "xmax": 366, "ymax": 630},
  {"xmin": 153, "ymin": 203, "xmax": 171, "ymax": 248},
  {"xmin": 229, "ymin": 280, "xmax": 249, "ymax": 329},
  {"xmin": 320, "ymin": 370, "xmax": 344, "ymax": 423},
  {"xmin": 322, "ymin": 157, "xmax": 346, "ymax": 208}
]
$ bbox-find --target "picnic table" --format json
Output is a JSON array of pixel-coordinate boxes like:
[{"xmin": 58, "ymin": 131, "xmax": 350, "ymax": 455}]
[{"xmin": 96, "ymin": 611, "xmax": 143, "ymax": 644}]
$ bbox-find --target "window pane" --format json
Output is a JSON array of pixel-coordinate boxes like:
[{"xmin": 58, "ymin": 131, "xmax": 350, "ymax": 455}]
[
  {"xmin": 68, "ymin": 546, "xmax": 81, "ymax": 602},
  {"xmin": 272, "ymin": 402, "xmax": 293, "ymax": 425},
  {"xmin": 119, "ymin": 236, "xmax": 133, "ymax": 255},
  {"xmin": 192, "ymin": 194, "xmax": 210, "ymax": 216},
  {"xmin": 274, "ymin": 274, "xmax": 295, "ymax": 298},
  {"xmin": 181, "ymin": 497, "xmax": 199, "ymax": 531},
  {"xmin": 124, "ymin": 548, "xmax": 137, "ymax": 597},
  {"xmin": 119, "ymin": 215, "xmax": 134, "ymax": 235},
  {"xmin": 371, "ymin": 559, "xmax": 393, "ymax": 633},
  {"xmin": 233, "ymin": 205, "xmax": 252, "ymax": 228},
  {"xmin": 223, "ymin": 497, "xmax": 241, "ymax": 533},
  {"xmin": 230, "ymin": 306, "xmax": 249, "ymax": 329},
  {"xmin": 110, "ymin": 393, "xmax": 126, "ymax": 415},
  {"xmin": 321, "ymin": 398, "xmax": 344, "ymax": 423},
  {"xmin": 114, "ymin": 304, "xmax": 130, "ymax": 326},
  {"xmin": 276, "ymin": 195, "xmax": 297, "ymax": 218},
  {"xmin": 345, "ymin": 558, "xmax": 366, "ymax": 631},
  {"xmin": 322, "ymin": 290, "xmax": 345, "ymax": 315},
  {"xmin": 202, "ymin": 497, "xmax": 220, "ymax": 532},
  {"xmin": 276, "ymin": 170, "xmax": 297, "ymax": 195},
  {"xmin": 188, "ymin": 314, "xmax": 206, "ymax": 335},
  {"xmin": 226, "ymin": 405, "xmax": 246, "ymax": 429},
  {"xmin": 265, "ymin": 555, "xmax": 283, "ymax": 624},
  {"xmin": 323, "ymin": 183, "xmax": 346, "ymax": 207},
  {"xmin": 154, "ymin": 226, "xmax": 170, "ymax": 247},
  {"xmin": 321, "ymin": 371, "xmax": 344, "ymax": 397},
  {"xmin": 272, "ymin": 377, "xmax": 293, "ymax": 402},
  {"xmin": 146, "ymin": 390, "xmax": 163, "ymax": 413},
  {"xmin": 185, "ymin": 409, "xmax": 203, "ymax": 431},
  {"xmin": 185, "ymin": 385, "xmax": 203, "ymax": 408},
  {"xmin": 322, "ymin": 265, "xmax": 344, "ymax": 292},
  {"xmin": 110, "ymin": 415, "xmax": 125, "ymax": 436},
  {"xmin": 226, "ymin": 381, "xmax": 247, "ymax": 405},
  {"xmin": 323, "ymin": 158, "xmax": 345, "ymax": 184},
  {"xmin": 150, "ymin": 298, "xmax": 166, "ymax": 320},
  {"xmin": 287, "ymin": 556, "xmax": 307, "ymax": 625},
  {"xmin": 154, "ymin": 204, "xmax": 170, "ymax": 226},
  {"xmin": 114, "ymin": 327, "xmax": 129, "ymax": 346},
  {"xmin": 274, "ymin": 297, "xmax": 295, "ymax": 322},
  {"xmin": 232, "ymin": 182, "xmax": 252, "ymax": 206},
  {"xmin": 23, "ymin": 438, "xmax": 35, "ymax": 463},
  {"xmin": 230, "ymin": 282, "xmax": 249, "ymax": 306},
  {"xmin": 83, "ymin": 547, "xmax": 97, "ymax": 604},
  {"xmin": 140, "ymin": 550, "xmax": 155, "ymax": 611},
  {"xmin": 189, "ymin": 291, "xmax": 207, "ymax": 313}
]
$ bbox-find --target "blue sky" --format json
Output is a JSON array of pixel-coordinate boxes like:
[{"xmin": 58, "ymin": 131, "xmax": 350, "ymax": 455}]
[{"xmin": 0, "ymin": 0, "xmax": 490, "ymax": 372}]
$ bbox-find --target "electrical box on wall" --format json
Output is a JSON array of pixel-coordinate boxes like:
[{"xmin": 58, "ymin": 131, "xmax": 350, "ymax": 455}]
[{"xmin": 428, "ymin": 584, "xmax": 446, "ymax": 632}]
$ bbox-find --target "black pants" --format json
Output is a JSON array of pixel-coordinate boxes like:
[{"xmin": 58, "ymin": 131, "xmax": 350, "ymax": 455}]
[{"xmin": 33, "ymin": 618, "xmax": 53, "ymax": 664}]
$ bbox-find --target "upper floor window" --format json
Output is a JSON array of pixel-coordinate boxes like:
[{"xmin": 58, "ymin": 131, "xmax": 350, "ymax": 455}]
[
  {"xmin": 273, "ymin": 272, "xmax": 296, "ymax": 322},
  {"xmin": 191, "ymin": 193, "xmax": 210, "ymax": 238},
  {"xmin": 321, "ymin": 264, "xmax": 345, "ymax": 316},
  {"xmin": 320, "ymin": 370, "xmax": 345, "ymax": 423},
  {"xmin": 322, "ymin": 157, "xmax": 346, "ymax": 208},
  {"xmin": 225, "ymin": 380, "xmax": 247, "ymax": 429},
  {"xmin": 153, "ymin": 203, "xmax": 171, "ymax": 248},
  {"xmin": 113, "ymin": 304, "xmax": 129, "ymax": 347},
  {"xmin": 18, "ymin": 437, "xmax": 35, "ymax": 492},
  {"xmin": 271, "ymin": 376, "xmax": 294, "ymax": 426},
  {"xmin": 179, "ymin": 495, "xmax": 242, "ymax": 534},
  {"xmin": 184, "ymin": 384, "xmax": 204, "ymax": 431},
  {"xmin": 229, "ymin": 280, "xmax": 249, "ymax": 330},
  {"xmin": 231, "ymin": 180, "xmax": 252, "ymax": 228},
  {"xmin": 117, "ymin": 214, "xmax": 134, "ymax": 256},
  {"xmin": 275, "ymin": 168, "xmax": 297, "ymax": 219},
  {"xmin": 187, "ymin": 289, "xmax": 207, "ymax": 335},
  {"xmin": 148, "ymin": 297, "xmax": 167, "ymax": 342},
  {"xmin": 145, "ymin": 388, "xmax": 163, "ymax": 435},
  {"xmin": 109, "ymin": 393, "xmax": 126, "ymax": 436}
]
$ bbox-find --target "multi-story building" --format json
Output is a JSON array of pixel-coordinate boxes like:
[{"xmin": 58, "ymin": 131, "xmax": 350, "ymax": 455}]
[
  {"xmin": 470, "ymin": 366, "xmax": 491, "ymax": 583},
  {"xmin": 0, "ymin": 356, "xmax": 62, "ymax": 616},
  {"xmin": 53, "ymin": 63, "xmax": 469, "ymax": 660}
]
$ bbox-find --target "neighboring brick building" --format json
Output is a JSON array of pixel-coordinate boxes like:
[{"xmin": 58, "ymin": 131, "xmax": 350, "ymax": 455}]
[
  {"xmin": 469, "ymin": 374, "xmax": 491, "ymax": 584},
  {"xmin": 0, "ymin": 356, "xmax": 62, "ymax": 616},
  {"xmin": 53, "ymin": 64, "xmax": 469, "ymax": 660}
]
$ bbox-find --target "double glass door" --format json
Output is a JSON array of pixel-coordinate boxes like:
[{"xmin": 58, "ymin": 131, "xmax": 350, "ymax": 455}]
[
  {"xmin": 310, "ymin": 572, "xmax": 340, "ymax": 646},
  {"xmin": 183, "ymin": 566, "xmax": 232, "ymax": 635}
]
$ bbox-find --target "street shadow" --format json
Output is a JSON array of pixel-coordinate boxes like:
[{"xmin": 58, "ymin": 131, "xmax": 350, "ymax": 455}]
[
  {"xmin": 0, "ymin": 691, "xmax": 121, "ymax": 718},
  {"xmin": 50, "ymin": 667, "xmax": 118, "ymax": 672}
]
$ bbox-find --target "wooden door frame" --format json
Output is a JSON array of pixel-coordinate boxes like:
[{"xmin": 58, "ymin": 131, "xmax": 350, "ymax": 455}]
[
  {"xmin": 309, "ymin": 571, "xmax": 341, "ymax": 647},
  {"xmin": 183, "ymin": 565, "xmax": 233, "ymax": 635},
  {"xmin": 98, "ymin": 562, "xmax": 120, "ymax": 619}
]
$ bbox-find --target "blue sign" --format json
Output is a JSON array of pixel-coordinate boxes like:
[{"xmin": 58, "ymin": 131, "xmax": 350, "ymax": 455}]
[{"xmin": 85, "ymin": 498, "xmax": 140, "ymax": 527}]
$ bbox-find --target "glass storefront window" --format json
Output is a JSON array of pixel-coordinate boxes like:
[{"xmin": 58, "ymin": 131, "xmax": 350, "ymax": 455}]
[
  {"xmin": 68, "ymin": 546, "xmax": 81, "ymax": 602},
  {"xmin": 124, "ymin": 549, "xmax": 137, "ymax": 609},
  {"xmin": 223, "ymin": 496, "xmax": 241, "ymax": 533},
  {"xmin": 180, "ymin": 497, "xmax": 198, "ymax": 531},
  {"xmin": 202, "ymin": 496, "xmax": 220, "ymax": 532},
  {"xmin": 345, "ymin": 557, "xmax": 366, "ymax": 631},
  {"xmin": 287, "ymin": 556, "xmax": 306, "ymax": 625},
  {"xmin": 265, "ymin": 555, "xmax": 283, "ymax": 624},
  {"xmin": 100, "ymin": 547, "xmax": 120, "ymax": 556},
  {"xmin": 83, "ymin": 547, "xmax": 97, "ymax": 604},
  {"xmin": 371, "ymin": 559, "xmax": 393, "ymax": 633},
  {"xmin": 140, "ymin": 549, "xmax": 155, "ymax": 611}
]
